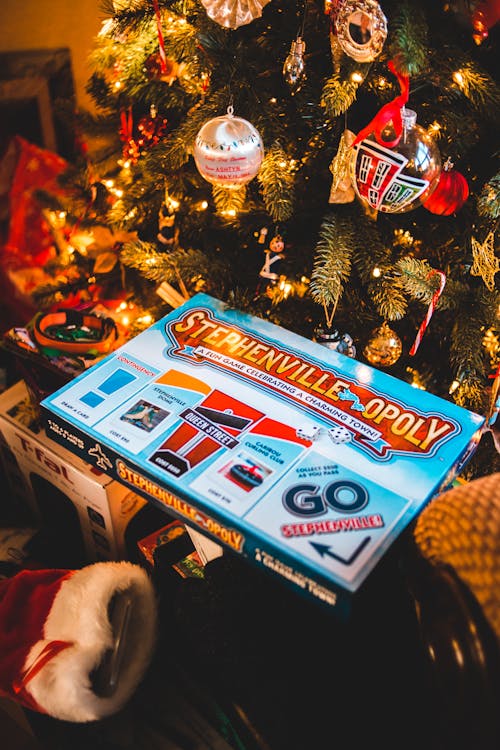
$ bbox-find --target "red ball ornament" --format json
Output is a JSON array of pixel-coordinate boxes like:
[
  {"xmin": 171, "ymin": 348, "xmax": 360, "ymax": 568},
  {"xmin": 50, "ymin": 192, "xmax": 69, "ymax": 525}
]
[
  {"xmin": 471, "ymin": 0, "xmax": 500, "ymax": 44},
  {"xmin": 144, "ymin": 52, "xmax": 185, "ymax": 85},
  {"xmin": 422, "ymin": 159, "xmax": 469, "ymax": 216}
]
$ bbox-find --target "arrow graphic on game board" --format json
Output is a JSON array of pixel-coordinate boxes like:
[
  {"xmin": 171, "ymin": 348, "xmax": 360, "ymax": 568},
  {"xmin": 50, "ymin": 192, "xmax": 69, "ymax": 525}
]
[{"xmin": 310, "ymin": 537, "xmax": 371, "ymax": 566}]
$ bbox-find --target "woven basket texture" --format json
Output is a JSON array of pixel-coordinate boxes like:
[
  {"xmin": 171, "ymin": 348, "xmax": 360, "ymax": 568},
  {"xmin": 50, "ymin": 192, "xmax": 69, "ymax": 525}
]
[{"xmin": 414, "ymin": 473, "xmax": 500, "ymax": 640}]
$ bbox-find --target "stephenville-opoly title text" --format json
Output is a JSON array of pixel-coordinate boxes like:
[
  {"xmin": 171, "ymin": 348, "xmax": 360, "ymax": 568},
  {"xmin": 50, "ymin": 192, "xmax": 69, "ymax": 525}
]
[{"xmin": 170, "ymin": 308, "xmax": 458, "ymax": 457}]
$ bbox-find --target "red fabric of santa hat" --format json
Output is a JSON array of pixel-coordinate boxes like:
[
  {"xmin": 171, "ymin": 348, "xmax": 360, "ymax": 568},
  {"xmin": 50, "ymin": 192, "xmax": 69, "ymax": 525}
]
[{"xmin": 0, "ymin": 561, "xmax": 158, "ymax": 722}]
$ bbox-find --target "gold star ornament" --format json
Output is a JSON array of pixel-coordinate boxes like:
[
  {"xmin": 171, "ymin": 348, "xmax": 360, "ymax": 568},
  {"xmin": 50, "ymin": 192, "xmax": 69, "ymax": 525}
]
[{"xmin": 470, "ymin": 231, "xmax": 499, "ymax": 292}]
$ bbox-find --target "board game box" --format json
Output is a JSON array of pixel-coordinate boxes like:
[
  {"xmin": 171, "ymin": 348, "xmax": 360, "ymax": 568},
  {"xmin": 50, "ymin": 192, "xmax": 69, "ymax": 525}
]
[{"xmin": 40, "ymin": 293, "xmax": 485, "ymax": 617}]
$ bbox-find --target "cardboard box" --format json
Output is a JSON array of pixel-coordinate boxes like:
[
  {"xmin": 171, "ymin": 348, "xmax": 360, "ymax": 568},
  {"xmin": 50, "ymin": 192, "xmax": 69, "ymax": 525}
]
[
  {"xmin": 0, "ymin": 380, "xmax": 151, "ymax": 563},
  {"xmin": 40, "ymin": 294, "xmax": 485, "ymax": 617}
]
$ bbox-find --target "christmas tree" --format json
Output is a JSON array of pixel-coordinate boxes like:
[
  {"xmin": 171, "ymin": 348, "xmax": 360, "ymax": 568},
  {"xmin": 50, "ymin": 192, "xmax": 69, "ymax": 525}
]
[{"xmin": 32, "ymin": 0, "xmax": 500, "ymax": 479}]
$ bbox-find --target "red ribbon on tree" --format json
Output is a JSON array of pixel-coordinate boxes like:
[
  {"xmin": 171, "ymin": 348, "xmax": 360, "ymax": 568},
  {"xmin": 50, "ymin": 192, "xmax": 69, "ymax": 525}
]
[
  {"xmin": 152, "ymin": 0, "xmax": 168, "ymax": 75},
  {"xmin": 120, "ymin": 107, "xmax": 134, "ymax": 143},
  {"xmin": 409, "ymin": 270, "xmax": 447, "ymax": 356},
  {"xmin": 352, "ymin": 60, "xmax": 410, "ymax": 148}
]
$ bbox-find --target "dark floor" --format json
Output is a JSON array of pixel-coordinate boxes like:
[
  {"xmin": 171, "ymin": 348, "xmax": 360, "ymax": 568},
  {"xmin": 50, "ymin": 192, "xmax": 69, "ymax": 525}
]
[
  {"xmin": 2, "ymin": 543, "xmax": 499, "ymax": 750},
  {"xmin": 0, "ymin": 698, "xmax": 43, "ymax": 750}
]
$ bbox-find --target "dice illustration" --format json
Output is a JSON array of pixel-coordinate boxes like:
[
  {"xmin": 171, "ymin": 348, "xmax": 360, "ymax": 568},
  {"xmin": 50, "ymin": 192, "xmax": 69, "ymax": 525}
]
[
  {"xmin": 296, "ymin": 424, "xmax": 321, "ymax": 441},
  {"xmin": 328, "ymin": 425, "xmax": 351, "ymax": 444}
]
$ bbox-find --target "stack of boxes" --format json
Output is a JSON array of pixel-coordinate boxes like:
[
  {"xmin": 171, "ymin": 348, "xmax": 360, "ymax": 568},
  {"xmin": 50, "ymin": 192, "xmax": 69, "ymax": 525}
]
[{"xmin": 0, "ymin": 380, "xmax": 165, "ymax": 565}]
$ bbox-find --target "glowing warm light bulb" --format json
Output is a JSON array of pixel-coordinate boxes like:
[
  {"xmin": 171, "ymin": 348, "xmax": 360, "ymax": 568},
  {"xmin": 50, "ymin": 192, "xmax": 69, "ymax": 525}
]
[
  {"xmin": 200, "ymin": 200, "xmax": 208, "ymax": 210},
  {"xmin": 279, "ymin": 279, "xmax": 292, "ymax": 298},
  {"xmin": 453, "ymin": 70, "xmax": 464, "ymax": 86},
  {"xmin": 105, "ymin": 179, "xmax": 114, "ymax": 188},
  {"xmin": 372, "ymin": 267, "xmax": 382, "ymax": 278},
  {"xmin": 351, "ymin": 71, "xmax": 363, "ymax": 83},
  {"xmin": 114, "ymin": 80, "xmax": 122, "ymax": 90}
]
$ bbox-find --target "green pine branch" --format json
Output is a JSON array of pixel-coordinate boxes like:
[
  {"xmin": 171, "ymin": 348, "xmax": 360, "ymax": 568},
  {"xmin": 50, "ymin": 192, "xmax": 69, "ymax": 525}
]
[
  {"xmin": 388, "ymin": 0, "xmax": 429, "ymax": 77},
  {"xmin": 212, "ymin": 185, "xmax": 247, "ymax": 216},
  {"xmin": 321, "ymin": 74, "xmax": 359, "ymax": 119},
  {"xmin": 309, "ymin": 212, "xmax": 353, "ymax": 308},
  {"xmin": 257, "ymin": 142, "xmax": 295, "ymax": 223},
  {"xmin": 477, "ymin": 172, "xmax": 500, "ymax": 219}
]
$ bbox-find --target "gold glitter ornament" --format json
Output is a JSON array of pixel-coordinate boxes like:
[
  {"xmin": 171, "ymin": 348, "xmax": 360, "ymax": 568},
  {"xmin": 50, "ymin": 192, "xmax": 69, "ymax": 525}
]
[
  {"xmin": 329, "ymin": 129, "xmax": 356, "ymax": 204},
  {"xmin": 363, "ymin": 322, "xmax": 402, "ymax": 367},
  {"xmin": 470, "ymin": 231, "xmax": 499, "ymax": 292}
]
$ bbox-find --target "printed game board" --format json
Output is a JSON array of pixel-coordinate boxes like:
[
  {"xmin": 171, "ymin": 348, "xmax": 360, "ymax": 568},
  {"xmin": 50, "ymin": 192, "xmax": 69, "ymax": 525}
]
[{"xmin": 41, "ymin": 294, "xmax": 485, "ymax": 617}]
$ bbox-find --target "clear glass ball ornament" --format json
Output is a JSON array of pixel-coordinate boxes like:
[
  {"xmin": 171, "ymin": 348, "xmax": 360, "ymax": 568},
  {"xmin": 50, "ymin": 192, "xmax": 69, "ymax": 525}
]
[{"xmin": 351, "ymin": 108, "xmax": 441, "ymax": 213}]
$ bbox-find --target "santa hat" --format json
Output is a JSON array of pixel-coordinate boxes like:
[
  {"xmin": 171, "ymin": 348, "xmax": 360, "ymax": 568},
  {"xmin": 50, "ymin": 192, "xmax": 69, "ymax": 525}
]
[{"xmin": 0, "ymin": 561, "xmax": 158, "ymax": 722}]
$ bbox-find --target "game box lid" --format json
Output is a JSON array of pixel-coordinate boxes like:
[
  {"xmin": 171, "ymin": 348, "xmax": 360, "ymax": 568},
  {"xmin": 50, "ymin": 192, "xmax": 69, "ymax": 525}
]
[{"xmin": 40, "ymin": 294, "xmax": 485, "ymax": 617}]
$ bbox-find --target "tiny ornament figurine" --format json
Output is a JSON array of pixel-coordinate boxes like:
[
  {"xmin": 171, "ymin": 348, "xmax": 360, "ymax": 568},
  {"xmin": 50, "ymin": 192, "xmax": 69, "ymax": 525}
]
[
  {"xmin": 363, "ymin": 321, "xmax": 402, "ymax": 367},
  {"xmin": 259, "ymin": 233, "xmax": 286, "ymax": 288},
  {"xmin": 157, "ymin": 203, "xmax": 179, "ymax": 250},
  {"xmin": 193, "ymin": 105, "xmax": 264, "ymax": 189},
  {"xmin": 314, "ymin": 325, "xmax": 357, "ymax": 358},
  {"xmin": 334, "ymin": 0, "xmax": 388, "ymax": 63}
]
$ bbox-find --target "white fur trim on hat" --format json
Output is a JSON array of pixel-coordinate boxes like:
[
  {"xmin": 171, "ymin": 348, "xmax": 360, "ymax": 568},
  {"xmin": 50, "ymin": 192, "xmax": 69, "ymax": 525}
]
[{"xmin": 23, "ymin": 562, "xmax": 158, "ymax": 722}]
